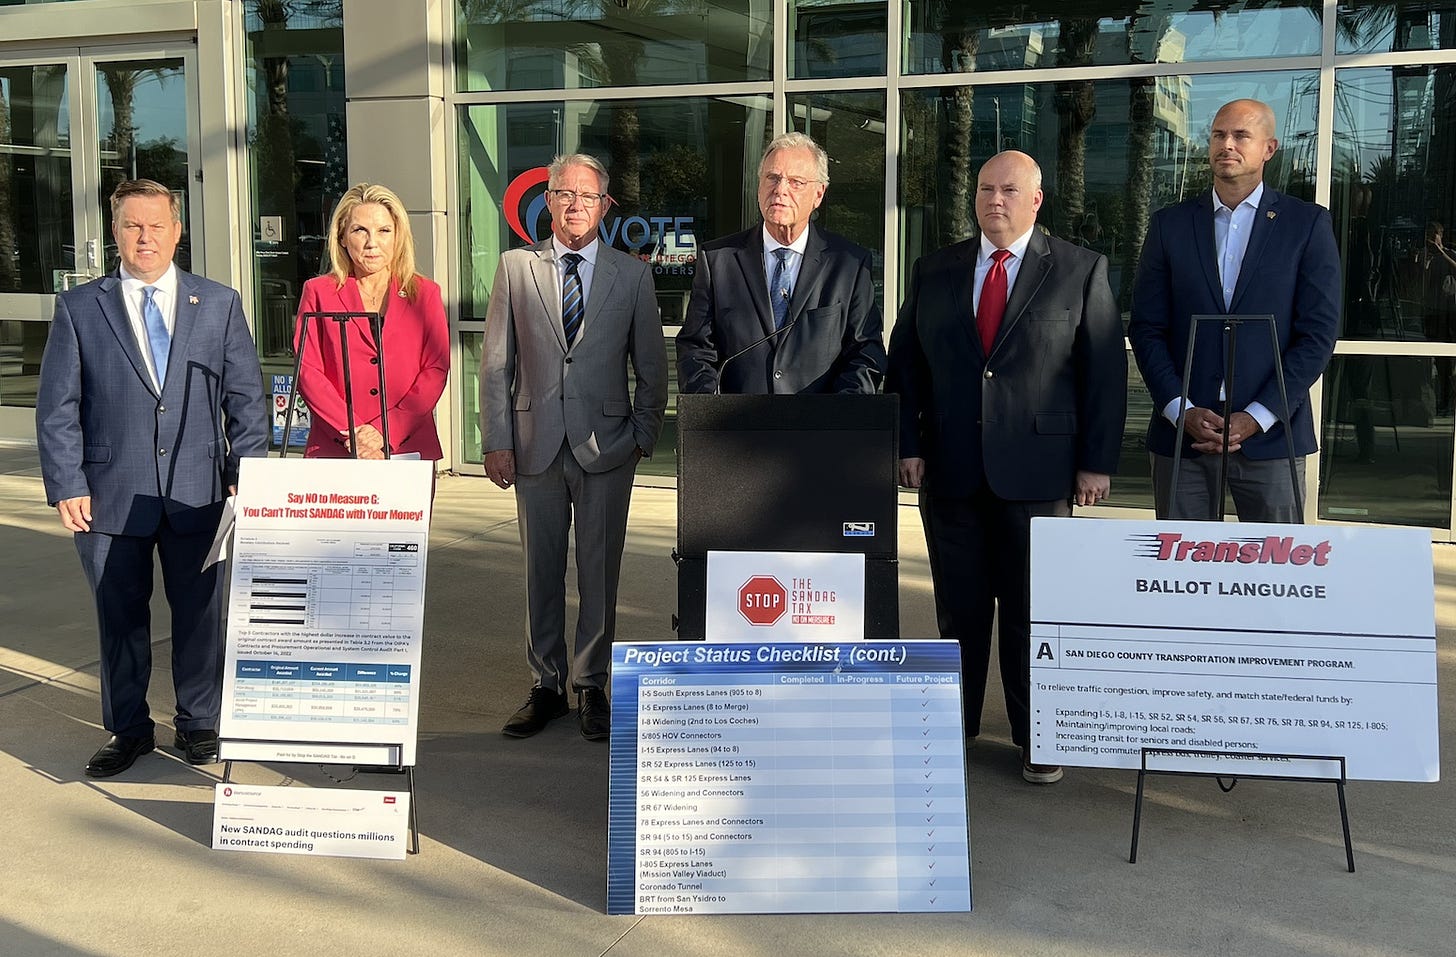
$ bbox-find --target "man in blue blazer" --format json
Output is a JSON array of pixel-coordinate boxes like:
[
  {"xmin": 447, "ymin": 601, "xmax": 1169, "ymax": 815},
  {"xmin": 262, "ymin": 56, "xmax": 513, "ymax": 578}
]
[
  {"xmin": 1129, "ymin": 99, "xmax": 1340, "ymax": 522},
  {"xmin": 37, "ymin": 179, "xmax": 267, "ymax": 776},
  {"xmin": 677, "ymin": 132, "xmax": 885, "ymax": 394}
]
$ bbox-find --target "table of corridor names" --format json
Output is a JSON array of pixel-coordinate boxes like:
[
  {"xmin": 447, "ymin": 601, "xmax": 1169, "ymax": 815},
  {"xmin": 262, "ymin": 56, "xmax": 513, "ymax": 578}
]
[{"xmin": 607, "ymin": 641, "xmax": 971, "ymax": 915}]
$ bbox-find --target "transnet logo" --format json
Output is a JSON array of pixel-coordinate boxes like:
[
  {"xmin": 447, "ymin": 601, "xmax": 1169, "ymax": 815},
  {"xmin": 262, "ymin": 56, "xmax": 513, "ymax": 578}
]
[{"xmin": 1130, "ymin": 532, "xmax": 1332, "ymax": 566}]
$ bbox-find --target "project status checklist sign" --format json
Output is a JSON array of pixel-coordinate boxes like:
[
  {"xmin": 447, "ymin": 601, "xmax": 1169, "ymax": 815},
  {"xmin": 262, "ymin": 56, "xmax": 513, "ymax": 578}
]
[
  {"xmin": 1029, "ymin": 519, "xmax": 1438, "ymax": 781},
  {"xmin": 607, "ymin": 641, "xmax": 971, "ymax": 915},
  {"xmin": 221, "ymin": 457, "xmax": 433, "ymax": 766}
]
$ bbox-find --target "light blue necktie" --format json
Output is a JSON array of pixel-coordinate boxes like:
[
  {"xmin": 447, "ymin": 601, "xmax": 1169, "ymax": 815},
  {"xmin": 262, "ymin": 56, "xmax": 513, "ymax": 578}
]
[
  {"xmin": 771, "ymin": 248, "xmax": 792, "ymax": 330},
  {"xmin": 561, "ymin": 252, "xmax": 584, "ymax": 346},
  {"xmin": 142, "ymin": 285, "xmax": 170, "ymax": 387}
]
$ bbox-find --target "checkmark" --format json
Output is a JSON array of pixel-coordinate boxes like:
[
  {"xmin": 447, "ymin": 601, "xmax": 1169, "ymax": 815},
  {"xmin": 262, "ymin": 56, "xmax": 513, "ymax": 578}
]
[
  {"xmin": 924, "ymin": 785, "xmax": 933, "ymax": 792},
  {"xmin": 929, "ymin": 879, "xmax": 937, "ymax": 887},
  {"xmin": 929, "ymin": 861, "xmax": 936, "ymax": 870},
  {"xmin": 926, "ymin": 830, "xmax": 935, "ymax": 837},
  {"xmin": 924, "ymin": 771, "xmax": 932, "ymax": 779},
  {"xmin": 925, "ymin": 815, "xmax": 934, "ymax": 822},
  {"xmin": 927, "ymin": 844, "xmax": 936, "ymax": 852},
  {"xmin": 923, "ymin": 728, "xmax": 930, "ymax": 736},
  {"xmin": 929, "ymin": 896, "xmax": 937, "ymax": 904},
  {"xmin": 924, "ymin": 756, "xmax": 931, "ymax": 764}
]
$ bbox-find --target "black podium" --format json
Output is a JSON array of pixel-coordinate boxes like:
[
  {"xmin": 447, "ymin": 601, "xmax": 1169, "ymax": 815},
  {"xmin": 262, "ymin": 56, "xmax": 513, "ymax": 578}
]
[{"xmin": 674, "ymin": 393, "xmax": 900, "ymax": 639}]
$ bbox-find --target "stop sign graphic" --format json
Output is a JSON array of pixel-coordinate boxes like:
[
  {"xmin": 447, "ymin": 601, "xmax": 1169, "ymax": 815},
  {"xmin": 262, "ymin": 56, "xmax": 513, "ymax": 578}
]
[{"xmin": 738, "ymin": 575, "xmax": 787, "ymax": 626}]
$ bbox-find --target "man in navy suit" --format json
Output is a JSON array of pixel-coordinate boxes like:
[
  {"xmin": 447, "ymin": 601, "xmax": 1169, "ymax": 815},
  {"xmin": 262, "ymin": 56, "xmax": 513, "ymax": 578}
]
[
  {"xmin": 889, "ymin": 150, "xmax": 1127, "ymax": 785},
  {"xmin": 1129, "ymin": 99, "xmax": 1341, "ymax": 521},
  {"xmin": 37, "ymin": 179, "xmax": 267, "ymax": 776},
  {"xmin": 677, "ymin": 131, "xmax": 885, "ymax": 394}
]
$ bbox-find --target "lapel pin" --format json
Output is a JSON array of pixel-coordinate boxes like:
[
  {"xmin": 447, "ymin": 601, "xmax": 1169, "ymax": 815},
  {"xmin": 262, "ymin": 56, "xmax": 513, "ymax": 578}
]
[
  {"xmin": 189, "ymin": 295, "xmax": 200, "ymax": 304},
  {"xmin": 1266, "ymin": 211, "xmax": 1277, "ymax": 220}
]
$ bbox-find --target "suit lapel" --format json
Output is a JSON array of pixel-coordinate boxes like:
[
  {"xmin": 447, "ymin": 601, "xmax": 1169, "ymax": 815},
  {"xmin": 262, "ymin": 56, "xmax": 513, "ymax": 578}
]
[
  {"xmin": 1192, "ymin": 193, "xmax": 1225, "ymax": 310},
  {"xmin": 167, "ymin": 271, "xmax": 203, "ymax": 390},
  {"xmin": 733, "ymin": 230, "xmax": 776, "ymax": 337},
  {"xmin": 96, "ymin": 276, "xmax": 159, "ymax": 395},
  {"xmin": 785, "ymin": 225, "xmax": 825, "ymax": 329},
  {"xmin": 991, "ymin": 229, "xmax": 1052, "ymax": 355},
  {"xmin": 1230, "ymin": 187, "xmax": 1279, "ymax": 312},
  {"xmin": 579, "ymin": 245, "xmax": 619, "ymax": 347},
  {"xmin": 528, "ymin": 240, "xmax": 569, "ymax": 353},
  {"xmin": 340, "ymin": 276, "xmax": 385, "ymax": 351}
]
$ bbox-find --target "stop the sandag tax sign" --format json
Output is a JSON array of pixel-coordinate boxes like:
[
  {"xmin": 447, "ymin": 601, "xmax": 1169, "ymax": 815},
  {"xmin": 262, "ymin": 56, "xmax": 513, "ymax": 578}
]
[
  {"xmin": 706, "ymin": 550, "xmax": 864, "ymax": 641},
  {"xmin": 738, "ymin": 575, "xmax": 788, "ymax": 626}
]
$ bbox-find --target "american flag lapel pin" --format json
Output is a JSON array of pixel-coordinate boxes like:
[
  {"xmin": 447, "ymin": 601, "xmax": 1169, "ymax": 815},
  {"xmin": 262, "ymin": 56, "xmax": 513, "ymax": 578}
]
[
  {"xmin": 189, "ymin": 295, "xmax": 200, "ymax": 304},
  {"xmin": 1266, "ymin": 211, "xmax": 1276, "ymax": 220}
]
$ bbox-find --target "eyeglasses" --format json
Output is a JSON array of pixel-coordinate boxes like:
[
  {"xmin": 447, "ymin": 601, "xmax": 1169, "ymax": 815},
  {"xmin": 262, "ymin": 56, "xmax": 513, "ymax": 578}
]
[
  {"xmin": 548, "ymin": 189, "xmax": 609, "ymax": 208},
  {"xmin": 760, "ymin": 173, "xmax": 820, "ymax": 192}
]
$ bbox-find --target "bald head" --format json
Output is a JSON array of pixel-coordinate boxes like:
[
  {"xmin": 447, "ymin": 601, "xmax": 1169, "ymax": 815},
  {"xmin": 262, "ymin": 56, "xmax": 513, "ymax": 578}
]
[
  {"xmin": 976, "ymin": 150, "xmax": 1045, "ymax": 247},
  {"xmin": 1209, "ymin": 99, "xmax": 1278, "ymax": 205}
]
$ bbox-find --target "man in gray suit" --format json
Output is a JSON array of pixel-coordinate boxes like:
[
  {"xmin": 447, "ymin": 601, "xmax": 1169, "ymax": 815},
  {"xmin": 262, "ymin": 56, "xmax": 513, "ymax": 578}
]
[
  {"xmin": 676, "ymin": 131, "xmax": 885, "ymax": 394},
  {"xmin": 37, "ymin": 179, "xmax": 267, "ymax": 777},
  {"xmin": 481, "ymin": 153, "xmax": 668, "ymax": 741}
]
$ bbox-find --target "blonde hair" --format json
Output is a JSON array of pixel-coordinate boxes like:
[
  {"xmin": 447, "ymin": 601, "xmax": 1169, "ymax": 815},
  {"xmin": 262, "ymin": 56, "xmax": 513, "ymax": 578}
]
[
  {"xmin": 325, "ymin": 183, "xmax": 419, "ymax": 299},
  {"xmin": 110, "ymin": 179, "xmax": 182, "ymax": 221}
]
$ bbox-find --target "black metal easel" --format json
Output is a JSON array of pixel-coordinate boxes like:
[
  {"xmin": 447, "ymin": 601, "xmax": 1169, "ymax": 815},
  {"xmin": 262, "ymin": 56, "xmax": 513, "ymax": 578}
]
[
  {"xmin": 1129, "ymin": 747, "xmax": 1355, "ymax": 872},
  {"xmin": 223, "ymin": 309, "xmax": 419, "ymax": 855}
]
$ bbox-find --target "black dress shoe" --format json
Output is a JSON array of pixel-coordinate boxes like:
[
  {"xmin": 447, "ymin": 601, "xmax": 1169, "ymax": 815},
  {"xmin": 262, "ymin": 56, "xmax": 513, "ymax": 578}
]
[
  {"xmin": 174, "ymin": 729, "xmax": 220, "ymax": 766},
  {"xmin": 502, "ymin": 687, "xmax": 569, "ymax": 738},
  {"xmin": 578, "ymin": 687, "xmax": 610, "ymax": 741},
  {"xmin": 85, "ymin": 734, "xmax": 155, "ymax": 778}
]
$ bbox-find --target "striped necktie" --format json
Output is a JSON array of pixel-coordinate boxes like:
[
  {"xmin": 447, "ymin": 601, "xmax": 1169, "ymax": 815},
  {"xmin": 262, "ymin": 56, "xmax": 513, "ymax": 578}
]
[
  {"xmin": 771, "ymin": 248, "xmax": 792, "ymax": 330},
  {"xmin": 561, "ymin": 252, "xmax": 584, "ymax": 346}
]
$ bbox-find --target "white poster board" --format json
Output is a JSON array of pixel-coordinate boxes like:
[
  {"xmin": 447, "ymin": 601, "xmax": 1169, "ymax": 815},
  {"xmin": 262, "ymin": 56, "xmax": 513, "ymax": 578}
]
[
  {"xmin": 220, "ymin": 457, "xmax": 433, "ymax": 766},
  {"xmin": 213, "ymin": 783, "xmax": 410, "ymax": 860},
  {"xmin": 705, "ymin": 550, "xmax": 865, "ymax": 641},
  {"xmin": 1029, "ymin": 519, "xmax": 1438, "ymax": 782}
]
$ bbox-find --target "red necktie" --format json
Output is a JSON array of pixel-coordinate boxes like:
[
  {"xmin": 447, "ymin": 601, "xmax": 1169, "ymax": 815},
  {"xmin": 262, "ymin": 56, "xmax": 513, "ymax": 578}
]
[{"xmin": 977, "ymin": 248, "xmax": 1012, "ymax": 354}]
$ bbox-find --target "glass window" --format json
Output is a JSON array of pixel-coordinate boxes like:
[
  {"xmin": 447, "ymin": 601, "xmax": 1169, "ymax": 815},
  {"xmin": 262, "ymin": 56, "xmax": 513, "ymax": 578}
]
[
  {"xmin": 0, "ymin": 64, "xmax": 72, "ymax": 295},
  {"xmin": 1332, "ymin": 65, "xmax": 1456, "ymax": 342},
  {"xmin": 242, "ymin": 0, "xmax": 347, "ymax": 444},
  {"xmin": 456, "ymin": 0, "xmax": 772, "ymax": 92},
  {"xmin": 899, "ymin": 71, "xmax": 1320, "ymax": 311},
  {"xmin": 1336, "ymin": 1, "xmax": 1456, "ymax": 53},
  {"xmin": 786, "ymin": 90, "xmax": 886, "ymax": 305},
  {"xmin": 791, "ymin": 0, "xmax": 886, "ymax": 78},
  {"xmin": 1319, "ymin": 354, "xmax": 1453, "ymax": 527},
  {"xmin": 0, "ymin": 319, "xmax": 47, "ymax": 409},
  {"xmin": 904, "ymin": 1, "xmax": 1321, "ymax": 75},
  {"xmin": 461, "ymin": 330, "xmax": 483, "ymax": 464},
  {"xmin": 458, "ymin": 96, "xmax": 772, "ymax": 324}
]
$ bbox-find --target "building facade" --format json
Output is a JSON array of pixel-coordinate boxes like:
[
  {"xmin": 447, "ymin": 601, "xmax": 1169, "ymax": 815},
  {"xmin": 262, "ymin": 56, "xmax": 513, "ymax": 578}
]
[{"xmin": 2, "ymin": 0, "xmax": 1455, "ymax": 534}]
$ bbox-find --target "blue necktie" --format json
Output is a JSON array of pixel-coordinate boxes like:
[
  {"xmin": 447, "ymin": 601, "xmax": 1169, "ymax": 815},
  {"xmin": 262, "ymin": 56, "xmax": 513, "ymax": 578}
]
[
  {"xmin": 771, "ymin": 248, "xmax": 792, "ymax": 330},
  {"xmin": 142, "ymin": 285, "xmax": 170, "ymax": 387},
  {"xmin": 561, "ymin": 253, "xmax": 584, "ymax": 346}
]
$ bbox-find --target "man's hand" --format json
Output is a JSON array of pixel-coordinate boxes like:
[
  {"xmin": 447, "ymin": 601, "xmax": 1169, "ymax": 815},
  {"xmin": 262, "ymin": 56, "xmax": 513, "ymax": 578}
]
[
  {"xmin": 1188, "ymin": 408, "xmax": 1262, "ymax": 454},
  {"xmin": 485, "ymin": 449, "xmax": 517, "ymax": 489},
  {"xmin": 343, "ymin": 423, "xmax": 386, "ymax": 460},
  {"xmin": 1180, "ymin": 406, "xmax": 1226, "ymax": 448},
  {"xmin": 1073, "ymin": 471, "xmax": 1110, "ymax": 507},
  {"xmin": 56, "ymin": 496, "xmax": 92, "ymax": 533},
  {"xmin": 899, "ymin": 457, "xmax": 925, "ymax": 489}
]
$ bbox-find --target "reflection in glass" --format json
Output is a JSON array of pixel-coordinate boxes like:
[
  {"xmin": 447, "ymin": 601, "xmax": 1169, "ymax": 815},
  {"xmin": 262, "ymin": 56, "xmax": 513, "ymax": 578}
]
[
  {"xmin": 461, "ymin": 330, "xmax": 483, "ymax": 464},
  {"xmin": 0, "ymin": 65, "xmax": 72, "ymax": 294},
  {"xmin": 1336, "ymin": 1, "xmax": 1456, "ymax": 53},
  {"xmin": 242, "ymin": 0, "xmax": 347, "ymax": 423},
  {"xmin": 95, "ymin": 59, "xmax": 189, "ymax": 271},
  {"xmin": 1106, "ymin": 354, "xmax": 1156, "ymax": 510},
  {"xmin": 786, "ymin": 91, "xmax": 886, "ymax": 305},
  {"xmin": 1319, "ymin": 354, "xmax": 1453, "ymax": 528},
  {"xmin": 903, "ymin": 0, "xmax": 1320, "ymax": 75},
  {"xmin": 456, "ymin": 0, "xmax": 772, "ymax": 92},
  {"xmin": 457, "ymin": 96, "xmax": 771, "ymax": 323},
  {"xmin": 899, "ymin": 71, "xmax": 1318, "ymax": 309},
  {"xmin": 0, "ymin": 320, "xmax": 48, "ymax": 409},
  {"xmin": 791, "ymin": 0, "xmax": 887, "ymax": 78},
  {"xmin": 1331, "ymin": 66, "xmax": 1456, "ymax": 347}
]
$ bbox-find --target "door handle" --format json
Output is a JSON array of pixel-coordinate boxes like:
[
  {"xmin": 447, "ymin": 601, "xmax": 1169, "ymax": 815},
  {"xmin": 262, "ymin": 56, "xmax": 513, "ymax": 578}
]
[{"xmin": 86, "ymin": 238, "xmax": 100, "ymax": 269}]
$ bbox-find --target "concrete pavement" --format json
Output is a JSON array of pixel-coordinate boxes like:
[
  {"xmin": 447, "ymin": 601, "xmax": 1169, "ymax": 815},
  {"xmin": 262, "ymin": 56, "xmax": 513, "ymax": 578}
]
[{"xmin": 0, "ymin": 443, "xmax": 1451, "ymax": 957}]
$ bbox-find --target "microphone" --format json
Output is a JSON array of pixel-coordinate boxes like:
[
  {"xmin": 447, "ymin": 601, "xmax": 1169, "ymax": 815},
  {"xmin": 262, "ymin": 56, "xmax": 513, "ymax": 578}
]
[{"xmin": 713, "ymin": 313, "xmax": 800, "ymax": 395}]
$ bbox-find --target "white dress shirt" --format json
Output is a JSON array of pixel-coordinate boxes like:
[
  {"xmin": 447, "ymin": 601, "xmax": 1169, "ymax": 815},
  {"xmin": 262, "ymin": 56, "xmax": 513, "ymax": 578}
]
[
  {"xmin": 118, "ymin": 262, "xmax": 179, "ymax": 391},
  {"xmin": 973, "ymin": 227, "xmax": 1035, "ymax": 314},
  {"xmin": 762, "ymin": 224, "xmax": 809, "ymax": 301}
]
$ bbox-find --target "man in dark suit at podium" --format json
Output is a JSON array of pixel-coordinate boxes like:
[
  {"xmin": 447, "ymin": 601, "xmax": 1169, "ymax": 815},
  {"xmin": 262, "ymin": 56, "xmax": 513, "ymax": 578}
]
[
  {"xmin": 1129, "ymin": 98, "xmax": 1340, "ymax": 522},
  {"xmin": 676, "ymin": 132, "xmax": 885, "ymax": 394},
  {"xmin": 888, "ymin": 150, "xmax": 1127, "ymax": 785}
]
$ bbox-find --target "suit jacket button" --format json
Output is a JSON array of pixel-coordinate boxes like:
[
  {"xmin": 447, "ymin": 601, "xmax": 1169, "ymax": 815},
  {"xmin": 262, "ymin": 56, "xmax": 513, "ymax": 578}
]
[
  {"xmin": 370, "ymin": 357, "xmax": 379, "ymax": 365},
  {"xmin": 774, "ymin": 370, "xmax": 783, "ymax": 379},
  {"xmin": 565, "ymin": 357, "xmax": 574, "ymax": 364},
  {"xmin": 158, "ymin": 448, "xmax": 167, "ymax": 456},
  {"xmin": 370, "ymin": 388, "xmax": 379, "ymax": 396},
  {"xmin": 983, "ymin": 370, "xmax": 994, "ymax": 380},
  {"xmin": 158, "ymin": 405, "xmax": 166, "ymax": 413}
]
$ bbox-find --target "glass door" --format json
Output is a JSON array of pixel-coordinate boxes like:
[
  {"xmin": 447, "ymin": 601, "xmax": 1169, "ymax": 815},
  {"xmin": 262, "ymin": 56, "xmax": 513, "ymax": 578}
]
[{"xmin": 0, "ymin": 43, "xmax": 198, "ymax": 439}]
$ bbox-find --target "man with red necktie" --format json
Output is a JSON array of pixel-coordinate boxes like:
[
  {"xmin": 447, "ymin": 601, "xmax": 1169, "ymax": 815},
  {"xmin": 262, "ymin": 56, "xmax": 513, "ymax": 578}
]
[{"xmin": 887, "ymin": 150, "xmax": 1126, "ymax": 785}]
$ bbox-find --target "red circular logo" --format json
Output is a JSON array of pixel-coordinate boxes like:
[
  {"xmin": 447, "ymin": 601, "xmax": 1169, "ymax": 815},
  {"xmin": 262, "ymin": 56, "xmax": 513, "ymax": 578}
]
[{"xmin": 738, "ymin": 575, "xmax": 787, "ymax": 626}]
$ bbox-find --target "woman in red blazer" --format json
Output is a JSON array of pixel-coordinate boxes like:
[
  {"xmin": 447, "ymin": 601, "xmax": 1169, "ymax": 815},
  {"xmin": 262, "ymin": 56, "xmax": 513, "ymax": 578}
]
[{"xmin": 294, "ymin": 182, "xmax": 449, "ymax": 460}]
